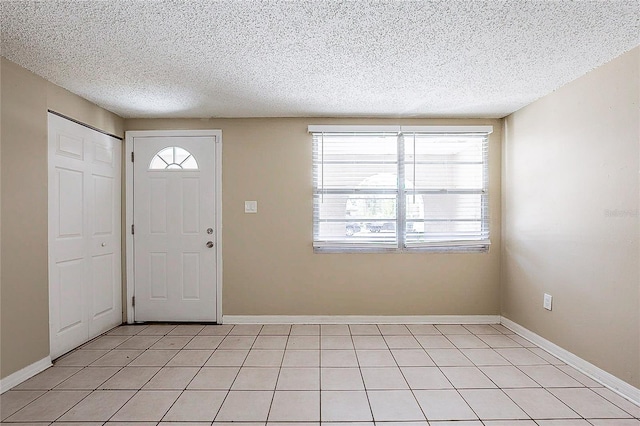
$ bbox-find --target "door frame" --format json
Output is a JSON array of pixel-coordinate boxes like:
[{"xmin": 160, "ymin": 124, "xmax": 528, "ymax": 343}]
[{"xmin": 125, "ymin": 130, "xmax": 223, "ymax": 324}]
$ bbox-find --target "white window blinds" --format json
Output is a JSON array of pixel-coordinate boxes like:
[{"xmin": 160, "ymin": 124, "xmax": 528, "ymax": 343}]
[{"xmin": 311, "ymin": 125, "xmax": 492, "ymax": 251}]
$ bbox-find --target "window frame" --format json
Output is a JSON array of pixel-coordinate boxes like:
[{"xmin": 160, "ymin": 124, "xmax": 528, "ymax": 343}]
[{"xmin": 310, "ymin": 125, "xmax": 493, "ymax": 253}]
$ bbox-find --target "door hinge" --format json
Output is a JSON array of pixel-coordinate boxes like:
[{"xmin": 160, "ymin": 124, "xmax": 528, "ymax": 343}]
[
  {"xmin": 132, "ymin": 296, "xmax": 135, "ymax": 307},
  {"xmin": 131, "ymin": 224, "xmax": 135, "ymax": 235},
  {"xmin": 131, "ymin": 151, "xmax": 134, "ymax": 162}
]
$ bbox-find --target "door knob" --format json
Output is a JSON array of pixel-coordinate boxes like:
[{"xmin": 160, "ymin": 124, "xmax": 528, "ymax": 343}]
[{"xmin": 206, "ymin": 241, "xmax": 214, "ymax": 248}]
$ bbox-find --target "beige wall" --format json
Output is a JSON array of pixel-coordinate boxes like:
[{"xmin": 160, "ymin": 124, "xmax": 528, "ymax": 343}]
[
  {"xmin": 125, "ymin": 117, "xmax": 502, "ymax": 316},
  {"xmin": 502, "ymin": 47, "xmax": 640, "ymax": 387},
  {"xmin": 0, "ymin": 58, "xmax": 123, "ymax": 379}
]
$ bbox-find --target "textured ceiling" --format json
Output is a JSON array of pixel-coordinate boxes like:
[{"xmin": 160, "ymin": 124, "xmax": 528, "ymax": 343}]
[{"xmin": 1, "ymin": 1, "xmax": 638, "ymax": 118}]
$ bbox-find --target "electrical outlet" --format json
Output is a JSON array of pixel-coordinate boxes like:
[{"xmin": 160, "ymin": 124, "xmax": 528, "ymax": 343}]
[{"xmin": 543, "ymin": 293, "xmax": 552, "ymax": 311}]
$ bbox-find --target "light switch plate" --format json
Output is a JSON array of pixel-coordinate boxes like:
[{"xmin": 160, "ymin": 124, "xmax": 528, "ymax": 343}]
[
  {"xmin": 245, "ymin": 200, "xmax": 258, "ymax": 213},
  {"xmin": 543, "ymin": 293, "xmax": 552, "ymax": 311}
]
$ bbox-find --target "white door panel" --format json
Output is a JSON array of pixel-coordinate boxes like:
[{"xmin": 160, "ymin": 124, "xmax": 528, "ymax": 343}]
[
  {"xmin": 48, "ymin": 113, "xmax": 122, "ymax": 359},
  {"xmin": 133, "ymin": 136, "xmax": 217, "ymax": 322}
]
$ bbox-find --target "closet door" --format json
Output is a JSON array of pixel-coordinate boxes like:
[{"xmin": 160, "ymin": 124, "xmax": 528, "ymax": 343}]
[{"xmin": 48, "ymin": 113, "xmax": 122, "ymax": 359}]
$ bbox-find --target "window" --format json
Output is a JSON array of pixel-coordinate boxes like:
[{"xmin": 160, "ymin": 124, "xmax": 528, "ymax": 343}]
[
  {"xmin": 310, "ymin": 125, "xmax": 491, "ymax": 251},
  {"xmin": 149, "ymin": 146, "xmax": 198, "ymax": 170}
]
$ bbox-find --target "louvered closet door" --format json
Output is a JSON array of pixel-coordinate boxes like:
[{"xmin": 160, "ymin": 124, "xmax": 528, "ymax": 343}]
[{"xmin": 48, "ymin": 113, "xmax": 122, "ymax": 359}]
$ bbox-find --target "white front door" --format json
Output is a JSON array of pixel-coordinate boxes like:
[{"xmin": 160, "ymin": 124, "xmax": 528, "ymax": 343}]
[
  {"xmin": 133, "ymin": 135, "xmax": 218, "ymax": 322},
  {"xmin": 48, "ymin": 113, "xmax": 122, "ymax": 359}
]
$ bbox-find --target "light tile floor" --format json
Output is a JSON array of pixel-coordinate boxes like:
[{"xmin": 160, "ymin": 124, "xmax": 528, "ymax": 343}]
[{"xmin": 2, "ymin": 323, "xmax": 639, "ymax": 425}]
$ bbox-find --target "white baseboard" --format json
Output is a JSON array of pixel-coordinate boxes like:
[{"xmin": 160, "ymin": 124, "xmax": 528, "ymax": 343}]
[
  {"xmin": 0, "ymin": 356, "xmax": 52, "ymax": 394},
  {"xmin": 223, "ymin": 315, "xmax": 501, "ymax": 325},
  {"xmin": 501, "ymin": 317, "xmax": 640, "ymax": 406}
]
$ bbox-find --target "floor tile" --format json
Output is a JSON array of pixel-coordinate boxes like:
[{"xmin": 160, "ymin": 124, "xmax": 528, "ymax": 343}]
[
  {"xmin": 321, "ymin": 324, "xmax": 350, "ymax": 335},
  {"xmin": 287, "ymin": 336, "xmax": 320, "ymax": 349},
  {"xmin": 100, "ymin": 366, "xmax": 160, "ymax": 389},
  {"xmin": 519, "ymin": 365, "xmax": 583, "ymax": 387},
  {"xmin": 282, "ymin": 349, "xmax": 320, "ymax": 367},
  {"xmin": 168, "ymin": 325, "xmax": 205, "ymax": 335},
  {"xmin": 391, "ymin": 349, "xmax": 435, "ymax": 366},
  {"xmin": 229, "ymin": 324, "xmax": 262, "ymax": 335},
  {"xmin": 253, "ymin": 335, "xmax": 288, "ymax": 349},
  {"xmin": 91, "ymin": 350, "xmax": 143, "ymax": 366},
  {"xmin": 490, "ymin": 325, "xmax": 513, "ymax": 334},
  {"xmin": 401, "ymin": 366, "xmax": 453, "ymax": 389},
  {"xmin": 349, "ymin": 324, "xmax": 381, "ymax": 335},
  {"xmin": 480, "ymin": 365, "xmax": 541, "ymax": 388},
  {"xmin": 495, "ymin": 348, "xmax": 548, "ymax": 365},
  {"xmin": 54, "ymin": 350, "xmax": 109, "ymax": 366},
  {"xmin": 529, "ymin": 347, "xmax": 566, "ymax": 365},
  {"xmin": 188, "ymin": 366, "xmax": 239, "ymax": 389},
  {"xmin": 479, "ymin": 334, "xmax": 523, "ymax": 348},
  {"xmin": 277, "ymin": 367, "xmax": 319, "ymax": 390},
  {"xmin": 14, "ymin": 367, "xmax": 82, "ymax": 390},
  {"xmin": 162, "ymin": 390, "xmax": 226, "ymax": 421},
  {"xmin": 557, "ymin": 365, "xmax": 603, "ymax": 387},
  {"xmin": 459, "ymin": 389, "xmax": 529, "ymax": 420},
  {"xmin": 460, "ymin": 348, "xmax": 510, "ymax": 366},
  {"xmin": 414, "ymin": 389, "xmax": 478, "ymax": 421},
  {"xmin": 166, "ymin": 349, "xmax": 214, "ymax": 366},
  {"xmin": 509, "ymin": 334, "xmax": 537, "ymax": 347},
  {"xmin": 591, "ymin": 387, "xmax": 640, "ymax": 417},
  {"xmin": 407, "ymin": 324, "xmax": 441, "ymax": 335},
  {"xmin": 128, "ymin": 349, "xmax": 178, "ymax": 366},
  {"xmin": 259, "ymin": 324, "xmax": 291, "ymax": 335},
  {"xmin": 321, "ymin": 390, "xmax": 372, "ymax": 421},
  {"xmin": 586, "ymin": 420, "xmax": 640, "ymax": 425},
  {"xmin": 384, "ymin": 335, "xmax": 421, "ymax": 349},
  {"xmin": 441, "ymin": 366, "xmax": 496, "ymax": 388},
  {"xmin": 116, "ymin": 335, "xmax": 162, "ymax": 350},
  {"xmin": 321, "ymin": 349, "xmax": 358, "ymax": 367},
  {"xmin": 106, "ymin": 325, "xmax": 148, "ymax": 335},
  {"xmin": 534, "ymin": 421, "xmax": 591, "ymax": 426},
  {"xmin": 205, "ymin": 349, "xmax": 249, "ymax": 366},
  {"xmin": 137, "ymin": 324, "xmax": 177, "ymax": 335},
  {"xmin": 549, "ymin": 388, "xmax": 633, "ymax": 418},
  {"xmin": 215, "ymin": 390, "xmax": 273, "ymax": 421},
  {"xmin": 291, "ymin": 324, "xmax": 320, "ymax": 335},
  {"xmin": 353, "ymin": 335, "xmax": 388, "ymax": 349},
  {"xmin": 321, "ymin": 367, "xmax": 364, "ymax": 390},
  {"xmin": 482, "ymin": 421, "xmax": 537, "ymax": 425},
  {"xmin": 183, "ymin": 336, "xmax": 224, "ymax": 350},
  {"xmin": 378, "ymin": 325, "xmax": 411, "ymax": 335},
  {"xmin": 243, "ymin": 349, "xmax": 284, "ymax": 366},
  {"xmin": 199, "ymin": 324, "xmax": 233, "ymax": 336},
  {"xmin": 463, "ymin": 324, "xmax": 502, "ymax": 335},
  {"xmin": 55, "ymin": 367, "xmax": 120, "ymax": 389},
  {"xmin": 5, "ymin": 391, "xmax": 89, "ymax": 422},
  {"xmin": 111, "ymin": 390, "xmax": 181, "ymax": 421},
  {"xmin": 367, "ymin": 390, "xmax": 425, "ymax": 421},
  {"xmin": 321, "ymin": 335, "xmax": 354, "ymax": 349},
  {"xmin": 58, "ymin": 390, "xmax": 134, "ymax": 421},
  {"xmin": 447, "ymin": 334, "xmax": 489, "ymax": 349},
  {"xmin": 150, "ymin": 336, "xmax": 193, "ymax": 350},
  {"xmin": 0, "ymin": 390, "xmax": 46, "ymax": 420},
  {"xmin": 142, "ymin": 366, "xmax": 199, "ymax": 389},
  {"xmin": 430, "ymin": 422, "xmax": 482, "ymax": 426},
  {"xmin": 426, "ymin": 349, "xmax": 473, "ymax": 366},
  {"xmin": 232, "ymin": 367, "xmax": 279, "ymax": 390},
  {"xmin": 361, "ymin": 367, "xmax": 408, "ymax": 389},
  {"xmin": 416, "ymin": 335, "xmax": 456, "ymax": 349},
  {"xmin": 435, "ymin": 325, "xmax": 471, "ymax": 335},
  {"xmin": 217, "ymin": 336, "xmax": 255, "ymax": 350},
  {"xmin": 268, "ymin": 390, "xmax": 319, "ymax": 421},
  {"xmin": 83, "ymin": 336, "xmax": 131, "ymax": 350},
  {"xmin": 505, "ymin": 388, "xmax": 580, "ymax": 419},
  {"xmin": 356, "ymin": 349, "xmax": 397, "ymax": 367}
]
